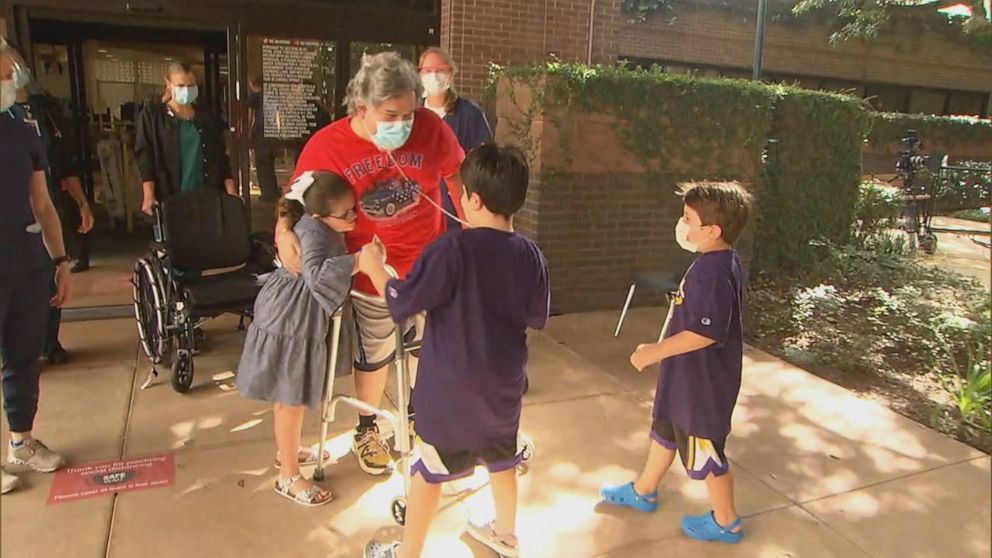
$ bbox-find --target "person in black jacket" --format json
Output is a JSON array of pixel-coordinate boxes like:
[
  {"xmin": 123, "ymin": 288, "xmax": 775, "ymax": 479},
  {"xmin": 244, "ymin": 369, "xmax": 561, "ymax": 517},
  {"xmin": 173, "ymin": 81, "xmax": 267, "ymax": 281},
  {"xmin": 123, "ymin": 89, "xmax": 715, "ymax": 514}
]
[
  {"xmin": 247, "ymin": 75, "xmax": 279, "ymax": 202},
  {"xmin": 135, "ymin": 62, "xmax": 236, "ymax": 215},
  {"xmin": 15, "ymin": 84, "xmax": 94, "ymax": 364}
]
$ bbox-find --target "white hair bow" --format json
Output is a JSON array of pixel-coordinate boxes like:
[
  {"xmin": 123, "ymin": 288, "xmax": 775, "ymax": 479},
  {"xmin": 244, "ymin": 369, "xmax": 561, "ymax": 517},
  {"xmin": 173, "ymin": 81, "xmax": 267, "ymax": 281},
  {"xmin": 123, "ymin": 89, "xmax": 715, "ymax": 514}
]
[{"xmin": 285, "ymin": 171, "xmax": 315, "ymax": 204}]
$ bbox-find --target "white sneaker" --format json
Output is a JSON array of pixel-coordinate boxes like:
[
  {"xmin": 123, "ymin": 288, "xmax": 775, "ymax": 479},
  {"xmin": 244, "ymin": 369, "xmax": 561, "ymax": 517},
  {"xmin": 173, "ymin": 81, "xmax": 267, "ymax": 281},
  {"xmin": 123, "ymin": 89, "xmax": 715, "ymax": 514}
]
[
  {"xmin": 1, "ymin": 467, "xmax": 21, "ymax": 494},
  {"xmin": 8, "ymin": 439, "xmax": 66, "ymax": 473}
]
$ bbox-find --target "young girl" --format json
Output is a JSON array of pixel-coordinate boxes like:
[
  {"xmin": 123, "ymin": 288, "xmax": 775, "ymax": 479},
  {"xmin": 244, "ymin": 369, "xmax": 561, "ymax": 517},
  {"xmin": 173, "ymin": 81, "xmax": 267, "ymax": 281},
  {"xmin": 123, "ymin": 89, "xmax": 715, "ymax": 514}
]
[{"xmin": 238, "ymin": 170, "xmax": 367, "ymax": 507}]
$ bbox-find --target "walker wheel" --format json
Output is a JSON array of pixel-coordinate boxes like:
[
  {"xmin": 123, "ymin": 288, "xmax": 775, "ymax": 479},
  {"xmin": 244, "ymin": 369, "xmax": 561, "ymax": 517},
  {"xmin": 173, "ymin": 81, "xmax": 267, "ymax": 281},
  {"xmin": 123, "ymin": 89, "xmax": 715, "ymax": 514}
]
[{"xmin": 391, "ymin": 496, "xmax": 407, "ymax": 526}]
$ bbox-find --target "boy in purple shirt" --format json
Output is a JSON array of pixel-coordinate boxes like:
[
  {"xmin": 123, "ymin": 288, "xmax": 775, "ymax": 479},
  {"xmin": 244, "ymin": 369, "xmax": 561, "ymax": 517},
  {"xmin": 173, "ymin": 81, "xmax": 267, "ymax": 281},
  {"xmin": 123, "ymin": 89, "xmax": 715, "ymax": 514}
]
[
  {"xmin": 602, "ymin": 181, "xmax": 752, "ymax": 544},
  {"xmin": 361, "ymin": 143, "xmax": 550, "ymax": 558}
]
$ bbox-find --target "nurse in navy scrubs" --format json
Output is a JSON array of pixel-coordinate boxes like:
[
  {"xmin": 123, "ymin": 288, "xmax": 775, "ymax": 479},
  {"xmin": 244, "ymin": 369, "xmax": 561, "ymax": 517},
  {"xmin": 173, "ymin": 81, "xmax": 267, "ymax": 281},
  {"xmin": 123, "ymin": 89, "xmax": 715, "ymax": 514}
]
[{"xmin": 0, "ymin": 39, "xmax": 73, "ymax": 495}]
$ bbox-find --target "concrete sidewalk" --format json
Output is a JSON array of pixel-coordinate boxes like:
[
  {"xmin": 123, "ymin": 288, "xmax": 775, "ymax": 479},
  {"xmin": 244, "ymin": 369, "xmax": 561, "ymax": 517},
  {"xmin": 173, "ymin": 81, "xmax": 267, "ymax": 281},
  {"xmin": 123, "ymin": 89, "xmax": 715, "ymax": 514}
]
[{"xmin": 1, "ymin": 306, "xmax": 988, "ymax": 557}]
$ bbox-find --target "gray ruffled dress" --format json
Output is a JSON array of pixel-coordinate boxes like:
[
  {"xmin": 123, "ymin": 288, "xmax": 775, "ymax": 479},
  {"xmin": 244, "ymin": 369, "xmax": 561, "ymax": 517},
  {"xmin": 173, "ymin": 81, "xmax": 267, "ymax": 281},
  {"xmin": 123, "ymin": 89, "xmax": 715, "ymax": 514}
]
[{"xmin": 237, "ymin": 216, "xmax": 355, "ymax": 409}]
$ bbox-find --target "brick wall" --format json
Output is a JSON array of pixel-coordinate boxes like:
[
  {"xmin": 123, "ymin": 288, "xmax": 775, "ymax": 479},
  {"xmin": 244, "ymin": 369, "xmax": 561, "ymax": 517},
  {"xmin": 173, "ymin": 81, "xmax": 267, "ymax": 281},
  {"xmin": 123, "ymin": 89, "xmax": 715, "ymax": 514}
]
[
  {"xmin": 442, "ymin": 0, "xmax": 621, "ymax": 101},
  {"xmin": 447, "ymin": 0, "xmax": 988, "ymax": 312},
  {"xmin": 444, "ymin": 1, "xmax": 992, "ymax": 99},
  {"xmin": 616, "ymin": 6, "xmax": 992, "ymax": 94},
  {"xmin": 495, "ymin": 80, "xmax": 760, "ymax": 312}
]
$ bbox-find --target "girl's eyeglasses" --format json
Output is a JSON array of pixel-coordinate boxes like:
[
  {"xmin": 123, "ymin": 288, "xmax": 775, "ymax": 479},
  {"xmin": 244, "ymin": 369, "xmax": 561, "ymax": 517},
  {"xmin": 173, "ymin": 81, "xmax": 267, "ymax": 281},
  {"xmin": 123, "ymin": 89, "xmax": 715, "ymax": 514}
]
[{"xmin": 326, "ymin": 208, "xmax": 357, "ymax": 221}]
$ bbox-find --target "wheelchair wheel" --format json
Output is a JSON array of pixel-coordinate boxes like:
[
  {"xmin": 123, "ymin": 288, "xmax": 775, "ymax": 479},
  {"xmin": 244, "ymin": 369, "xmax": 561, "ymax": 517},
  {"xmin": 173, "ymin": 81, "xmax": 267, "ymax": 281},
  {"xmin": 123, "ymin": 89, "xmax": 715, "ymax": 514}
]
[
  {"xmin": 133, "ymin": 257, "xmax": 171, "ymax": 364},
  {"xmin": 171, "ymin": 350, "xmax": 194, "ymax": 393}
]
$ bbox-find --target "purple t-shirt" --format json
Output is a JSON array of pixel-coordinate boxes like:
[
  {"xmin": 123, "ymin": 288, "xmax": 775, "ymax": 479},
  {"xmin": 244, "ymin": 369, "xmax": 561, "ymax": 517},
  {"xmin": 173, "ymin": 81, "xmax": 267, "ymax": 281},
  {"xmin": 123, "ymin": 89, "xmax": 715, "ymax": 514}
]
[
  {"xmin": 653, "ymin": 249, "xmax": 746, "ymax": 441},
  {"xmin": 385, "ymin": 228, "xmax": 550, "ymax": 451}
]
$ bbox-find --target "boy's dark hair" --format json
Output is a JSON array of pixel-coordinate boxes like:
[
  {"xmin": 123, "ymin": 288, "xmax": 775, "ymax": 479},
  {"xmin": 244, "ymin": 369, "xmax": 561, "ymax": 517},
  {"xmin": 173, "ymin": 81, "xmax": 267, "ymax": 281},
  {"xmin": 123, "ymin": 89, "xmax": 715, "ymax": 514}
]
[
  {"xmin": 678, "ymin": 181, "xmax": 752, "ymax": 244},
  {"xmin": 277, "ymin": 171, "xmax": 352, "ymax": 227},
  {"xmin": 460, "ymin": 143, "xmax": 529, "ymax": 219}
]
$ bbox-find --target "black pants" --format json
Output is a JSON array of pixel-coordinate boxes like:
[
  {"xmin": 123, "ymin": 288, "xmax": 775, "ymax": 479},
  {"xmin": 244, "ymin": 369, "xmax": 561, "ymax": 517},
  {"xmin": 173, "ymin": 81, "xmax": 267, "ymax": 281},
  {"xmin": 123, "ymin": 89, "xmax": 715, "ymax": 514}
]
[
  {"xmin": 253, "ymin": 145, "xmax": 280, "ymax": 201},
  {"xmin": 1, "ymin": 272, "xmax": 48, "ymax": 433}
]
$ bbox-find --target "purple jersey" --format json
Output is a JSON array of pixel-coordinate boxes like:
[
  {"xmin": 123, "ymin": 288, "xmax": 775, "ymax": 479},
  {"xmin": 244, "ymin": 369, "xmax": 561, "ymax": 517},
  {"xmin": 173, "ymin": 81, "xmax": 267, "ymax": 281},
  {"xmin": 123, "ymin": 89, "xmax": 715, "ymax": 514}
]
[
  {"xmin": 653, "ymin": 249, "xmax": 746, "ymax": 441},
  {"xmin": 385, "ymin": 228, "xmax": 550, "ymax": 451}
]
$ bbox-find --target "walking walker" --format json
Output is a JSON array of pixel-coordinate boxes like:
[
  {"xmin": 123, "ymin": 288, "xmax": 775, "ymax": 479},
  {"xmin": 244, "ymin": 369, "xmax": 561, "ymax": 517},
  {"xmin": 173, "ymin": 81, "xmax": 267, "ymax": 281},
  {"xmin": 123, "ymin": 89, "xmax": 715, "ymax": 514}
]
[
  {"xmin": 313, "ymin": 284, "xmax": 537, "ymax": 526},
  {"xmin": 312, "ymin": 288, "xmax": 415, "ymax": 524}
]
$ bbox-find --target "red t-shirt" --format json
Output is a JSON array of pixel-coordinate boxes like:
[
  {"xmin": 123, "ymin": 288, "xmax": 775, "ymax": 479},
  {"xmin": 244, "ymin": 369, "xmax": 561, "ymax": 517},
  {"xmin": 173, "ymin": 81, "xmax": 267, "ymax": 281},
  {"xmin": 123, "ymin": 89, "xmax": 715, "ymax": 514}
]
[{"xmin": 291, "ymin": 108, "xmax": 465, "ymax": 293}]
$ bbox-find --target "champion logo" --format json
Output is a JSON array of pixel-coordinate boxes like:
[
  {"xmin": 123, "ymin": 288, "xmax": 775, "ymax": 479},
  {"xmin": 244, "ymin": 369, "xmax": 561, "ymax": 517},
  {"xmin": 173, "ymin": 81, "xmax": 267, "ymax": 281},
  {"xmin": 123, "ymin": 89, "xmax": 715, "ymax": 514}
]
[
  {"xmin": 701, "ymin": 318, "xmax": 712, "ymax": 326},
  {"xmin": 388, "ymin": 287, "xmax": 398, "ymax": 299}
]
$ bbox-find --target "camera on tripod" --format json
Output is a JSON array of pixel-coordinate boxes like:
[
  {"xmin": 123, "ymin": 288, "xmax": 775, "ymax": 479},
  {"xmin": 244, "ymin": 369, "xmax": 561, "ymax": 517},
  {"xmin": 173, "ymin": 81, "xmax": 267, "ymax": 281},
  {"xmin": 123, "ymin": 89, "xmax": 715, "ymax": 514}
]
[
  {"xmin": 897, "ymin": 131, "xmax": 923, "ymax": 173},
  {"xmin": 895, "ymin": 130, "xmax": 945, "ymax": 196}
]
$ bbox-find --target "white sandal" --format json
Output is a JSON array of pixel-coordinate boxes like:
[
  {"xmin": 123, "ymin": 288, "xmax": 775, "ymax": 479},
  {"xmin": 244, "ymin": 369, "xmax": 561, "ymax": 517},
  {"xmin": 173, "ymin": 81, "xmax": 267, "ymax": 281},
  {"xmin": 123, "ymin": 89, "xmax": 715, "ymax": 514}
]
[
  {"xmin": 274, "ymin": 446, "xmax": 331, "ymax": 468},
  {"xmin": 273, "ymin": 474, "xmax": 333, "ymax": 507}
]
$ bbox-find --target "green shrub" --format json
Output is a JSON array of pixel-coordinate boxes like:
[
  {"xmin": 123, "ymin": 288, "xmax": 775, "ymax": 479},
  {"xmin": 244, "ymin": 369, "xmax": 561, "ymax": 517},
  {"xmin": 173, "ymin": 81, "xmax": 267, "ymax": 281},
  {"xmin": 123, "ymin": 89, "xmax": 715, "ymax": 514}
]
[
  {"xmin": 935, "ymin": 161, "xmax": 992, "ymax": 212},
  {"xmin": 753, "ymin": 90, "xmax": 872, "ymax": 273},
  {"xmin": 852, "ymin": 180, "xmax": 903, "ymax": 246},
  {"xmin": 952, "ymin": 208, "xmax": 992, "ymax": 223},
  {"xmin": 870, "ymin": 113, "xmax": 992, "ymax": 150},
  {"xmin": 491, "ymin": 62, "xmax": 873, "ymax": 276}
]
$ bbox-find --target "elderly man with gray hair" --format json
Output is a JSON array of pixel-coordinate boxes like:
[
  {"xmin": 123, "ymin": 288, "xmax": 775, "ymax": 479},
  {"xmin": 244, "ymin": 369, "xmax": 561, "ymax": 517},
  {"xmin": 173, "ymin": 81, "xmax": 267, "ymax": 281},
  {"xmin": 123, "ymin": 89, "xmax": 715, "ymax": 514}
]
[{"xmin": 274, "ymin": 51, "xmax": 467, "ymax": 476}]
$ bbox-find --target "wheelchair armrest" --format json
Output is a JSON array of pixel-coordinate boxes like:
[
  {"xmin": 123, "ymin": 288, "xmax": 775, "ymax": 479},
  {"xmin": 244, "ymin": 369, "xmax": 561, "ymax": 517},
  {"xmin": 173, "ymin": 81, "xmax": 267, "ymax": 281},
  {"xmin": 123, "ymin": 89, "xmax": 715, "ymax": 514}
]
[
  {"xmin": 632, "ymin": 270, "xmax": 681, "ymax": 293},
  {"xmin": 247, "ymin": 232, "xmax": 278, "ymax": 274}
]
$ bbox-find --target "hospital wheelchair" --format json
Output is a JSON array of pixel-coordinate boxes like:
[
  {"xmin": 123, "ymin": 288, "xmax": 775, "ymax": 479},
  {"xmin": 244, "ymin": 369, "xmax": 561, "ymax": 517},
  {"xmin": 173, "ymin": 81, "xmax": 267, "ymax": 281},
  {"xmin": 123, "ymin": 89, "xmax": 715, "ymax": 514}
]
[{"xmin": 132, "ymin": 189, "xmax": 276, "ymax": 393}]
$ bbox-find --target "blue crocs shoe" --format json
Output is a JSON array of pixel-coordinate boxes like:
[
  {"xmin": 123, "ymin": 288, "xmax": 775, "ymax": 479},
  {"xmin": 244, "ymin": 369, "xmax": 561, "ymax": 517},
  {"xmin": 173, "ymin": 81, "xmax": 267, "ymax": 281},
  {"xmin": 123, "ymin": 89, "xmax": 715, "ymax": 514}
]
[
  {"xmin": 681, "ymin": 511, "xmax": 743, "ymax": 544},
  {"xmin": 600, "ymin": 482, "xmax": 658, "ymax": 512}
]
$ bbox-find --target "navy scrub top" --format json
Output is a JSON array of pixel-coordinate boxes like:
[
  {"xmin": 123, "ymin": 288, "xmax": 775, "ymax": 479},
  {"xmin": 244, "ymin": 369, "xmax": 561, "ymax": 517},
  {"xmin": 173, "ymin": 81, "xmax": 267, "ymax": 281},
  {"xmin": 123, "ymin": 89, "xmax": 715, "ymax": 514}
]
[{"xmin": 0, "ymin": 106, "xmax": 49, "ymax": 279}]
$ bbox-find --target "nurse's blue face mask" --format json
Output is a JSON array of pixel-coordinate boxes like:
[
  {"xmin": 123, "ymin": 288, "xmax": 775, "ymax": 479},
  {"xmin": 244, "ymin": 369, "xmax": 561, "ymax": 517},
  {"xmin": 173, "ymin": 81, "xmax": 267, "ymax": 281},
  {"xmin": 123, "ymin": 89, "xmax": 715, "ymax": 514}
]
[{"xmin": 172, "ymin": 84, "xmax": 199, "ymax": 106}]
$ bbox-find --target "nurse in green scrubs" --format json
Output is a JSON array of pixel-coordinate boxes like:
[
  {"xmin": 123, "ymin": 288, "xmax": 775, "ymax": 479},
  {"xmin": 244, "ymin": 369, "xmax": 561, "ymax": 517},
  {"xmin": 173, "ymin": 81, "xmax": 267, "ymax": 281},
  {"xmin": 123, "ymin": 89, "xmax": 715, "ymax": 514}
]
[{"xmin": 135, "ymin": 62, "xmax": 237, "ymax": 216}]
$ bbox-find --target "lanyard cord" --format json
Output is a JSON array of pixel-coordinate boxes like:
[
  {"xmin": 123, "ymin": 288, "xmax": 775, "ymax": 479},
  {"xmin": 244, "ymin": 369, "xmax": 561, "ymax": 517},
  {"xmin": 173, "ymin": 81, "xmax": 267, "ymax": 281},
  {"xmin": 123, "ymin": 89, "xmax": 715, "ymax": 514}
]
[
  {"xmin": 384, "ymin": 148, "xmax": 472, "ymax": 229},
  {"xmin": 360, "ymin": 116, "xmax": 472, "ymax": 228}
]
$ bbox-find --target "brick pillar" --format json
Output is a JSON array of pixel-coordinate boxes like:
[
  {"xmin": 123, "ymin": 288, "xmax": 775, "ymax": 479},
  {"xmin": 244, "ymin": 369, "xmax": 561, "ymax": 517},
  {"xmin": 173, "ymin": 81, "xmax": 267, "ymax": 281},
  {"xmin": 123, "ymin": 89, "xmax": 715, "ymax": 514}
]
[{"xmin": 441, "ymin": 0, "xmax": 621, "ymax": 100}]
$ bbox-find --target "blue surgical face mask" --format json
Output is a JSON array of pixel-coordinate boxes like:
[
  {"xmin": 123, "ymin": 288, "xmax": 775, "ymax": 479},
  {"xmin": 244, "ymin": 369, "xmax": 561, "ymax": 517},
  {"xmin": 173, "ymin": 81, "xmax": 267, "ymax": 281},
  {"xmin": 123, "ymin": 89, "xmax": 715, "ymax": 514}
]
[
  {"xmin": 370, "ymin": 114, "xmax": 414, "ymax": 151},
  {"xmin": 1, "ymin": 80, "xmax": 15, "ymax": 112},
  {"xmin": 172, "ymin": 85, "xmax": 198, "ymax": 106}
]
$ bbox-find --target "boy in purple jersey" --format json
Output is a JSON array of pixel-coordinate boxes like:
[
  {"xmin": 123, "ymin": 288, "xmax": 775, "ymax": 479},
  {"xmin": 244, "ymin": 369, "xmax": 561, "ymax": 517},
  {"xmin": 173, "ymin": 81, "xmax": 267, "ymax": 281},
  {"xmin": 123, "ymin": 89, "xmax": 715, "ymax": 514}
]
[
  {"xmin": 602, "ymin": 181, "xmax": 752, "ymax": 545},
  {"xmin": 361, "ymin": 143, "xmax": 550, "ymax": 558}
]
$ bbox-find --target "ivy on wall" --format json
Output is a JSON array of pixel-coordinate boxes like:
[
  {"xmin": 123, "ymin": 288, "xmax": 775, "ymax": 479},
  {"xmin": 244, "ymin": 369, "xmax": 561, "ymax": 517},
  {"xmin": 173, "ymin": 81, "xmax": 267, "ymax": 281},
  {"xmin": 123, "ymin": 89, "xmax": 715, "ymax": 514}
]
[
  {"xmin": 754, "ymin": 88, "xmax": 873, "ymax": 272},
  {"xmin": 869, "ymin": 112, "xmax": 992, "ymax": 150},
  {"xmin": 489, "ymin": 62, "xmax": 775, "ymax": 175},
  {"xmin": 490, "ymin": 62, "xmax": 875, "ymax": 274}
]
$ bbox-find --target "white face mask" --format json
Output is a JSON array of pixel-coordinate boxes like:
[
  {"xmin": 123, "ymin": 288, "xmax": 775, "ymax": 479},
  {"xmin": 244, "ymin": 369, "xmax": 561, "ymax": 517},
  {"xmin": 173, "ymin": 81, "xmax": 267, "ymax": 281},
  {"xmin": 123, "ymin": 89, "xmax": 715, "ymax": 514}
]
[
  {"xmin": 421, "ymin": 72, "xmax": 451, "ymax": 97},
  {"xmin": 1, "ymin": 80, "xmax": 16, "ymax": 112},
  {"xmin": 675, "ymin": 218, "xmax": 702, "ymax": 253}
]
